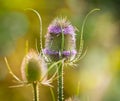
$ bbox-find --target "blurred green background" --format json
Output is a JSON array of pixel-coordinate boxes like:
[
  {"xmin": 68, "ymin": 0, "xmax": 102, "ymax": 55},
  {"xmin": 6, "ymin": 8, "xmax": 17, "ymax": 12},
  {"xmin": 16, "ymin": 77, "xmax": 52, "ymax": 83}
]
[{"xmin": 0, "ymin": 0, "xmax": 120, "ymax": 101}]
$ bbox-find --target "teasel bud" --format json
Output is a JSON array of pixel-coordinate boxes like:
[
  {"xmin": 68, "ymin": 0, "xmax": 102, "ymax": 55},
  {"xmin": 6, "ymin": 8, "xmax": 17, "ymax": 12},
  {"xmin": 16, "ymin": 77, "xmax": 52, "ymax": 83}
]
[
  {"xmin": 44, "ymin": 18, "xmax": 77, "ymax": 61},
  {"xmin": 21, "ymin": 50, "xmax": 47, "ymax": 83}
]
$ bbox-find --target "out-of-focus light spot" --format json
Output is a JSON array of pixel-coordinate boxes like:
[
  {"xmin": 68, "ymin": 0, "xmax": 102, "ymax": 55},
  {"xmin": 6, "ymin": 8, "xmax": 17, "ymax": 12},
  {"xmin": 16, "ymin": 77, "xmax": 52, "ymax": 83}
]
[
  {"xmin": 0, "ymin": 61, "xmax": 8, "ymax": 80},
  {"xmin": 1, "ymin": 0, "xmax": 36, "ymax": 9},
  {"xmin": 0, "ymin": 12, "xmax": 29, "ymax": 56}
]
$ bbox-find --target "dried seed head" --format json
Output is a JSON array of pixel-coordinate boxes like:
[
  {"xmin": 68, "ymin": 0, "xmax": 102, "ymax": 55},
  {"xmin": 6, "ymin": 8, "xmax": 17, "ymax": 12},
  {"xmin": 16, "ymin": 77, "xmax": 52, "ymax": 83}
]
[
  {"xmin": 21, "ymin": 50, "xmax": 47, "ymax": 83},
  {"xmin": 44, "ymin": 17, "xmax": 77, "ymax": 61}
]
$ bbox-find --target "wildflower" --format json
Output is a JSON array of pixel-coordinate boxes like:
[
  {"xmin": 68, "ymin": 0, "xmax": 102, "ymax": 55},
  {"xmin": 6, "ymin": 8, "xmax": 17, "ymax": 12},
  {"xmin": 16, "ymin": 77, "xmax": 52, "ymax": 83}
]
[
  {"xmin": 5, "ymin": 48, "xmax": 63, "ymax": 100},
  {"xmin": 4, "ymin": 9, "xmax": 65, "ymax": 101},
  {"xmin": 42, "ymin": 9, "xmax": 100, "ymax": 101},
  {"xmin": 5, "ymin": 50, "xmax": 53, "ymax": 86},
  {"xmin": 44, "ymin": 18, "xmax": 77, "ymax": 61},
  {"xmin": 21, "ymin": 50, "xmax": 47, "ymax": 83},
  {"xmin": 43, "ymin": 9, "xmax": 100, "ymax": 66},
  {"xmin": 4, "ymin": 8, "xmax": 100, "ymax": 101}
]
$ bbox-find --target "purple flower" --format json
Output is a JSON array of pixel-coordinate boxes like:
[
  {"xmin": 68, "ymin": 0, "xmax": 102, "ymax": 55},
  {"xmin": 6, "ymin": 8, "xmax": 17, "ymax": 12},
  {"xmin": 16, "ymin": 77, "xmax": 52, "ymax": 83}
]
[
  {"xmin": 62, "ymin": 50, "xmax": 77, "ymax": 57},
  {"xmin": 44, "ymin": 48, "xmax": 76, "ymax": 56},
  {"xmin": 44, "ymin": 17, "xmax": 77, "ymax": 61},
  {"xmin": 48, "ymin": 25, "xmax": 75, "ymax": 35},
  {"xmin": 43, "ymin": 48, "xmax": 59, "ymax": 55}
]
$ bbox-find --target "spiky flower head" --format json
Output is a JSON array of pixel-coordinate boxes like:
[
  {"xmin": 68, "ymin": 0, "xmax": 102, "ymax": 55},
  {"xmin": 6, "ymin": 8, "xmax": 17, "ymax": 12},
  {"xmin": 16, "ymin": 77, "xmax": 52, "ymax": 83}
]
[
  {"xmin": 21, "ymin": 50, "xmax": 47, "ymax": 83},
  {"xmin": 44, "ymin": 17, "xmax": 77, "ymax": 61}
]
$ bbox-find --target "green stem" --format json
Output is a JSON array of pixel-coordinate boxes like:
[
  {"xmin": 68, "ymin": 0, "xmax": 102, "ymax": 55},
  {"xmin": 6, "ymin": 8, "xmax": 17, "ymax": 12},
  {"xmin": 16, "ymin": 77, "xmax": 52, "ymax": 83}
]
[
  {"xmin": 50, "ymin": 87, "xmax": 56, "ymax": 101},
  {"xmin": 57, "ymin": 20, "xmax": 65, "ymax": 101},
  {"xmin": 32, "ymin": 82, "xmax": 39, "ymax": 101},
  {"xmin": 58, "ymin": 62, "xmax": 64, "ymax": 101}
]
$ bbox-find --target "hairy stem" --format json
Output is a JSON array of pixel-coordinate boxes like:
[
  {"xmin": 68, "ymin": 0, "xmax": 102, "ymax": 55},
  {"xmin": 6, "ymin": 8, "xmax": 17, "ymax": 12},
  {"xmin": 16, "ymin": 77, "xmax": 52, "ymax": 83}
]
[
  {"xmin": 57, "ymin": 22, "xmax": 65, "ymax": 101},
  {"xmin": 32, "ymin": 82, "xmax": 39, "ymax": 101},
  {"xmin": 58, "ymin": 62, "xmax": 64, "ymax": 101},
  {"xmin": 50, "ymin": 87, "xmax": 56, "ymax": 101}
]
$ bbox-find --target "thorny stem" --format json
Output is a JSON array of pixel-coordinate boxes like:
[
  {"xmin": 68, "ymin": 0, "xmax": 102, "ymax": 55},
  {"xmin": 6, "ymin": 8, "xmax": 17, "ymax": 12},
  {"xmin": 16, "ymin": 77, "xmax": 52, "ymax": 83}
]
[
  {"xmin": 32, "ymin": 82, "xmax": 39, "ymax": 101},
  {"xmin": 58, "ymin": 62, "xmax": 64, "ymax": 101},
  {"xmin": 57, "ymin": 23, "xmax": 65, "ymax": 101}
]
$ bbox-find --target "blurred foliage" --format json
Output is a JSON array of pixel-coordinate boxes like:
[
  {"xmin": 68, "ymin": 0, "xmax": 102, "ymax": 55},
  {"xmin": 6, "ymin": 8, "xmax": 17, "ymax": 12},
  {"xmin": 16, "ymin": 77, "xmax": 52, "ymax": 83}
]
[
  {"xmin": 0, "ymin": 0, "xmax": 120, "ymax": 101},
  {"xmin": 0, "ymin": 12, "xmax": 29, "ymax": 55}
]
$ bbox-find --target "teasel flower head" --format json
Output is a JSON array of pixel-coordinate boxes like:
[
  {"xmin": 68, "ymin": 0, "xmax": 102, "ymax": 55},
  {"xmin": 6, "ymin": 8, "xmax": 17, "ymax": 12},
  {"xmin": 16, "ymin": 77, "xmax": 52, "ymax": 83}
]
[
  {"xmin": 4, "ymin": 48, "xmax": 61, "ymax": 87},
  {"xmin": 21, "ymin": 50, "xmax": 47, "ymax": 83},
  {"xmin": 43, "ymin": 9, "xmax": 100, "ymax": 66},
  {"xmin": 44, "ymin": 17, "xmax": 77, "ymax": 61}
]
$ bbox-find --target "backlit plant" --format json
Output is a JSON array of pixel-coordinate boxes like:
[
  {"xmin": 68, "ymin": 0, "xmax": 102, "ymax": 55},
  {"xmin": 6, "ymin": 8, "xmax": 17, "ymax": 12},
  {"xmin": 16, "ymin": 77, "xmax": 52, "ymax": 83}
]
[
  {"xmin": 43, "ymin": 9, "xmax": 100, "ymax": 101},
  {"xmin": 4, "ymin": 49, "xmax": 63, "ymax": 101},
  {"xmin": 5, "ymin": 8, "xmax": 100, "ymax": 101}
]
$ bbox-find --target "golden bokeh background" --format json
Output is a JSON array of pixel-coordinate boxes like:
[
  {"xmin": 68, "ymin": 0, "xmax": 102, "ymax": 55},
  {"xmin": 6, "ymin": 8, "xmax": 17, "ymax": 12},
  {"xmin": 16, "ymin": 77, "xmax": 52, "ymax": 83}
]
[{"xmin": 0, "ymin": 0, "xmax": 120, "ymax": 101}]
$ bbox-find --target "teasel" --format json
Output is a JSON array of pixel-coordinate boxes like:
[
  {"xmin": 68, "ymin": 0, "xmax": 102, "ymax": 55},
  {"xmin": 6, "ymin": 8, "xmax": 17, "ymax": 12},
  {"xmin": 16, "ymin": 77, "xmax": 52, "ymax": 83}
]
[
  {"xmin": 4, "ymin": 8, "xmax": 100, "ymax": 101},
  {"xmin": 4, "ymin": 9, "xmax": 64, "ymax": 101},
  {"xmin": 21, "ymin": 50, "xmax": 47, "ymax": 83},
  {"xmin": 4, "ymin": 48, "xmax": 63, "ymax": 101},
  {"xmin": 44, "ymin": 9, "xmax": 100, "ymax": 65},
  {"xmin": 44, "ymin": 17, "xmax": 77, "ymax": 101},
  {"xmin": 43, "ymin": 9, "xmax": 100, "ymax": 101},
  {"xmin": 44, "ymin": 17, "xmax": 77, "ymax": 61},
  {"xmin": 21, "ymin": 50, "xmax": 48, "ymax": 101}
]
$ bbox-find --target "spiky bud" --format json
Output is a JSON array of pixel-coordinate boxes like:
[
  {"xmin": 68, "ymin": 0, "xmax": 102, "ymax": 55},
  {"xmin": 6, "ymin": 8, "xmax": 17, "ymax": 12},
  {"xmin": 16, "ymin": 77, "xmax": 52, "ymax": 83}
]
[
  {"xmin": 44, "ymin": 18, "xmax": 77, "ymax": 61},
  {"xmin": 21, "ymin": 50, "xmax": 47, "ymax": 83}
]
